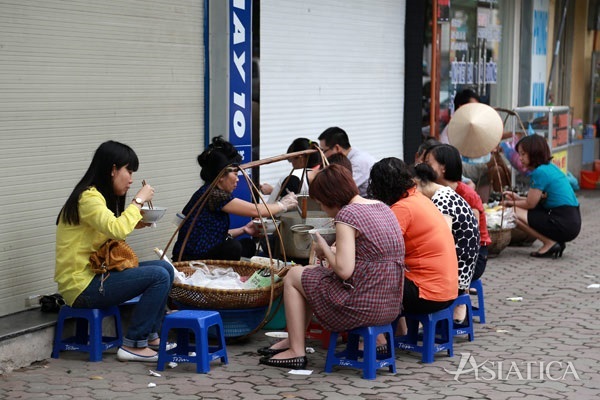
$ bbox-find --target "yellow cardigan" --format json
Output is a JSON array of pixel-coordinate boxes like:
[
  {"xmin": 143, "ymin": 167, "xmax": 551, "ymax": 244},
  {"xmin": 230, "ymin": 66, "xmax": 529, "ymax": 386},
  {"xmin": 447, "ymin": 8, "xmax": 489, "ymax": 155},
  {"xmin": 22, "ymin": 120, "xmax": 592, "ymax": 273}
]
[{"xmin": 55, "ymin": 187, "xmax": 142, "ymax": 306}]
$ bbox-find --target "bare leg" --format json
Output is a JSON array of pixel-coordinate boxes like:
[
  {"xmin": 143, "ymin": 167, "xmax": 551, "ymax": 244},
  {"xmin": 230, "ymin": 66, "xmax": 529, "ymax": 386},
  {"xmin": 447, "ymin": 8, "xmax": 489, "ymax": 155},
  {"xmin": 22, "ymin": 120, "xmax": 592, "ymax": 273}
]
[
  {"xmin": 395, "ymin": 317, "xmax": 407, "ymax": 336},
  {"xmin": 269, "ymin": 266, "xmax": 311, "ymax": 359},
  {"xmin": 513, "ymin": 207, "xmax": 556, "ymax": 252}
]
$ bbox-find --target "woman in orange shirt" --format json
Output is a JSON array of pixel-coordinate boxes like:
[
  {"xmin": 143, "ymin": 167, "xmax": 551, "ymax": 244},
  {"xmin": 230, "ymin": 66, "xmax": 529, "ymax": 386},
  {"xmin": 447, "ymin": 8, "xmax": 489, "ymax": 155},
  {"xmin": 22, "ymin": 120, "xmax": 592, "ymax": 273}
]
[{"xmin": 369, "ymin": 157, "xmax": 458, "ymax": 314}]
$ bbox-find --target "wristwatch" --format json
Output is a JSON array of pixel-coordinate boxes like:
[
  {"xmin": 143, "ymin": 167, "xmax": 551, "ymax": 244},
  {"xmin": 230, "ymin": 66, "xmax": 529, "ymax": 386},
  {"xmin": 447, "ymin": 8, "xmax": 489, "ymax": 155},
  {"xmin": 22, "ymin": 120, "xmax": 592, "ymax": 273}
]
[{"xmin": 133, "ymin": 197, "xmax": 144, "ymax": 206}]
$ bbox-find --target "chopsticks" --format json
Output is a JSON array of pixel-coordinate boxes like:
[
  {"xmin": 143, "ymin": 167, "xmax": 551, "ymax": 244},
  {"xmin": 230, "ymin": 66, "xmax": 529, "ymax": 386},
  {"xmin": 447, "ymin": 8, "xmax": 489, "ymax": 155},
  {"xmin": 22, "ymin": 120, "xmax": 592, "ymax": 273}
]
[{"xmin": 142, "ymin": 180, "xmax": 153, "ymax": 209}]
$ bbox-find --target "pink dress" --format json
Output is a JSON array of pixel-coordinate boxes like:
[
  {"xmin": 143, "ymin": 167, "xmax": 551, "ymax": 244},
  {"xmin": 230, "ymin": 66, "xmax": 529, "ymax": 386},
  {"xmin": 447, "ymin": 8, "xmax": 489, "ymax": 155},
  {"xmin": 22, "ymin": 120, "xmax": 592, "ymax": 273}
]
[{"xmin": 301, "ymin": 202, "xmax": 405, "ymax": 332}]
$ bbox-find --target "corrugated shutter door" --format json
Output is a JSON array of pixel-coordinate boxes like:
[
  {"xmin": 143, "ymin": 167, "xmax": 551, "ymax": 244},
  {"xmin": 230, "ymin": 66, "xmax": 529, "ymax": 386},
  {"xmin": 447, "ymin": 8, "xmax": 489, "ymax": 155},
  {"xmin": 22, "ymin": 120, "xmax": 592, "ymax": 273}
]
[
  {"xmin": 258, "ymin": 0, "xmax": 405, "ymax": 185},
  {"xmin": 0, "ymin": 0, "xmax": 204, "ymax": 316}
]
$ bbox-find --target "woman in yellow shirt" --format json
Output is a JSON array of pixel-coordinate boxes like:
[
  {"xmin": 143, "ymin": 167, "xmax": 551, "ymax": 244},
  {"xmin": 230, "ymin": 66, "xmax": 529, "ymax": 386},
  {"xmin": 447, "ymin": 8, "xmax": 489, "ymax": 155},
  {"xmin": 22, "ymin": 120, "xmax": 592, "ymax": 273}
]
[{"xmin": 55, "ymin": 141, "xmax": 174, "ymax": 362}]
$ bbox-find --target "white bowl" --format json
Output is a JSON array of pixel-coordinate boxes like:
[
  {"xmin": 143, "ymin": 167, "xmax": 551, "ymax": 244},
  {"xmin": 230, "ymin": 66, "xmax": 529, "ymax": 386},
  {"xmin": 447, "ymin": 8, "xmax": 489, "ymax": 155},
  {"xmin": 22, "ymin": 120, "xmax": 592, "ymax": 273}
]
[
  {"xmin": 253, "ymin": 218, "xmax": 281, "ymax": 234},
  {"xmin": 308, "ymin": 228, "xmax": 336, "ymax": 245},
  {"xmin": 141, "ymin": 206, "xmax": 167, "ymax": 223}
]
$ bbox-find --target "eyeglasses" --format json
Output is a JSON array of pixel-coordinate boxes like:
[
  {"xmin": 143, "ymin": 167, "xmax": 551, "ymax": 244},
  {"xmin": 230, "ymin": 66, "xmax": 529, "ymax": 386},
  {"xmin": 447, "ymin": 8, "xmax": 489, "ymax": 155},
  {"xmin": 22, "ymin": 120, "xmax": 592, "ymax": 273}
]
[{"xmin": 322, "ymin": 147, "xmax": 332, "ymax": 155}]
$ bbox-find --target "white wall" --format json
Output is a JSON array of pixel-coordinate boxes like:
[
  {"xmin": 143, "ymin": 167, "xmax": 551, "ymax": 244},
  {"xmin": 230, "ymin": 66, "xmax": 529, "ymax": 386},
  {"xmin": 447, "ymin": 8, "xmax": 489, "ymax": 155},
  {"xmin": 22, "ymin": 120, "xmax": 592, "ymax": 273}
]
[
  {"xmin": 0, "ymin": 0, "xmax": 205, "ymax": 316},
  {"xmin": 258, "ymin": 0, "xmax": 406, "ymax": 185}
]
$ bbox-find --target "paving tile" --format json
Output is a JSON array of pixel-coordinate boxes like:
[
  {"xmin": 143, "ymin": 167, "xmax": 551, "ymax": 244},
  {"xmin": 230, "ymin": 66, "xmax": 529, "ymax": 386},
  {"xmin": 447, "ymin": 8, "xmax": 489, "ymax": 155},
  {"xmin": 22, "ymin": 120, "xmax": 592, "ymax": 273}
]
[{"xmin": 1, "ymin": 191, "xmax": 600, "ymax": 399}]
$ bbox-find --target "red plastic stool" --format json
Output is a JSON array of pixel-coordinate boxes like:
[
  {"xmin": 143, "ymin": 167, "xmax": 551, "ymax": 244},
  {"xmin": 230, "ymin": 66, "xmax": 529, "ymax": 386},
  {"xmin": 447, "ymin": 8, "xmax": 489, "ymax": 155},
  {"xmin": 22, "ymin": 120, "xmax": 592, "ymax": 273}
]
[
  {"xmin": 304, "ymin": 319, "xmax": 348, "ymax": 349},
  {"xmin": 305, "ymin": 320, "xmax": 332, "ymax": 349}
]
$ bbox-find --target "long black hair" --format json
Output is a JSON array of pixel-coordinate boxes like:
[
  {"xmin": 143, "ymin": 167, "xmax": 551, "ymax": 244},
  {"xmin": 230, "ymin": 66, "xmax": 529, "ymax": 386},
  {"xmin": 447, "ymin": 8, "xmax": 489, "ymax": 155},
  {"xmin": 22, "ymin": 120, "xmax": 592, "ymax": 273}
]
[
  {"xmin": 368, "ymin": 157, "xmax": 416, "ymax": 206},
  {"xmin": 287, "ymin": 138, "xmax": 321, "ymax": 168},
  {"xmin": 57, "ymin": 141, "xmax": 139, "ymax": 225},
  {"xmin": 424, "ymin": 144, "xmax": 463, "ymax": 182}
]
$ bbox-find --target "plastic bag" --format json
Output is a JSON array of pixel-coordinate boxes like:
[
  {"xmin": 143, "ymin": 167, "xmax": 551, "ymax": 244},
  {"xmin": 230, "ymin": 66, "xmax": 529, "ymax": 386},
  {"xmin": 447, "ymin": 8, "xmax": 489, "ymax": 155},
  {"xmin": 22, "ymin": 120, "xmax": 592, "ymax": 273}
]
[
  {"xmin": 154, "ymin": 248, "xmax": 186, "ymax": 283},
  {"xmin": 485, "ymin": 205, "xmax": 516, "ymax": 229},
  {"xmin": 185, "ymin": 262, "xmax": 246, "ymax": 289}
]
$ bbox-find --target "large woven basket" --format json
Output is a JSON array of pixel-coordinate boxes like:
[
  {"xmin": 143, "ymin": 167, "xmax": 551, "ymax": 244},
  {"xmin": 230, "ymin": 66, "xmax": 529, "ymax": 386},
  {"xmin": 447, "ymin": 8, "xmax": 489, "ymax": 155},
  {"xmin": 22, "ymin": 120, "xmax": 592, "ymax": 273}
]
[
  {"xmin": 488, "ymin": 228, "xmax": 512, "ymax": 257},
  {"xmin": 169, "ymin": 260, "xmax": 285, "ymax": 310}
]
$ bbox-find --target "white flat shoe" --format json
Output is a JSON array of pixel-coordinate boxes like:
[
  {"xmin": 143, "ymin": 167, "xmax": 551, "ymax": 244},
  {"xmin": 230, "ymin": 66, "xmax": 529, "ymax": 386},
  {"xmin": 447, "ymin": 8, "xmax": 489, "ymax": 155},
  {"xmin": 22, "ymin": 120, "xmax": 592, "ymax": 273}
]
[{"xmin": 117, "ymin": 347, "xmax": 158, "ymax": 362}]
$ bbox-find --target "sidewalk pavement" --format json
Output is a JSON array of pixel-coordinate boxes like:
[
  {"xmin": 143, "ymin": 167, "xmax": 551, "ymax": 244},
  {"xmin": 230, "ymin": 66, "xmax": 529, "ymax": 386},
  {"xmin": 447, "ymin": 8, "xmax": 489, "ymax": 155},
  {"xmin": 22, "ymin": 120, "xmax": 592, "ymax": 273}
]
[{"xmin": 1, "ymin": 191, "xmax": 599, "ymax": 400}]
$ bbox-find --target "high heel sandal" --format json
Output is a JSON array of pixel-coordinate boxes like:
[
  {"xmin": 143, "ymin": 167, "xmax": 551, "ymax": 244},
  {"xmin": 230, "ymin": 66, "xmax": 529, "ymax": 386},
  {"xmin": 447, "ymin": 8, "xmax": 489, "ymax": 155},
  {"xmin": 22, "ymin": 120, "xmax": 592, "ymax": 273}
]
[
  {"xmin": 530, "ymin": 243, "xmax": 561, "ymax": 259},
  {"xmin": 259, "ymin": 355, "xmax": 308, "ymax": 369},
  {"xmin": 558, "ymin": 242, "xmax": 566, "ymax": 257}
]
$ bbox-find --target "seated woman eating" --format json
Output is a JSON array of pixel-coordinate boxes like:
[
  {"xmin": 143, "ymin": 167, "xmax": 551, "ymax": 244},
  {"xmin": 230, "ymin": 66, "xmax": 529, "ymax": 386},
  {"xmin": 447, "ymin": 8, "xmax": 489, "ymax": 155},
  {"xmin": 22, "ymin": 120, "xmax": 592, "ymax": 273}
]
[
  {"xmin": 411, "ymin": 162, "xmax": 480, "ymax": 323},
  {"xmin": 172, "ymin": 136, "xmax": 297, "ymax": 261},
  {"xmin": 424, "ymin": 144, "xmax": 490, "ymax": 284},
  {"xmin": 260, "ymin": 137, "xmax": 322, "ymax": 202},
  {"xmin": 258, "ymin": 164, "xmax": 405, "ymax": 369},
  {"xmin": 369, "ymin": 158, "xmax": 459, "ymax": 322},
  {"xmin": 502, "ymin": 134, "xmax": 581, "ymax": 258}
]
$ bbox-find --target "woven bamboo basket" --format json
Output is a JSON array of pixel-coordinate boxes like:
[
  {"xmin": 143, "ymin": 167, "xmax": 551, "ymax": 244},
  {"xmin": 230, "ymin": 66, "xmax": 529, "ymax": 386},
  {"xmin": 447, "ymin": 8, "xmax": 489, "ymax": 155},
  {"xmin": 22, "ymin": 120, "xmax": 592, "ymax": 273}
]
[
  {"xmin": 487, "ymin": 227, "xmax": 512, "ymax": 257},
  {"xmin": 169, "ymin": 260, "xmax": 285, "ymax": 310}
]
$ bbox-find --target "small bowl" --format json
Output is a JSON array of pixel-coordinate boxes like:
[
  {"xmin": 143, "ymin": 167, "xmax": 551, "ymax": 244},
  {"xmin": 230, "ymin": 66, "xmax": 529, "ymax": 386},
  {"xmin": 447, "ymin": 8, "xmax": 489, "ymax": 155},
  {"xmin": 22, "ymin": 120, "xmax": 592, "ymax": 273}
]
[
  {"xmin": 308, "ymin": 227, "xmax": 336, "ymax": 245},
  {"xmin": 140, "ymin": 206, "xmax": 167, "ymax": 223},
  {"xmin": 290, "ymin": 224, "xmax": 314, "ymax": 250},
  {"xmin": 253, "ymin": 218, "xmax": 281, "ymax": 235}
]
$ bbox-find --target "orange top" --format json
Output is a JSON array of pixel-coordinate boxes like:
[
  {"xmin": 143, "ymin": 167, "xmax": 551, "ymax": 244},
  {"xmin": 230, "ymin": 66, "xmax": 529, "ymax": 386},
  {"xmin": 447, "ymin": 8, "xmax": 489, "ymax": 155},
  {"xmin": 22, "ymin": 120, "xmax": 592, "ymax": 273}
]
[{"xmin": 391, "ymin": 188, "xmax": 458, "ymax": 302}]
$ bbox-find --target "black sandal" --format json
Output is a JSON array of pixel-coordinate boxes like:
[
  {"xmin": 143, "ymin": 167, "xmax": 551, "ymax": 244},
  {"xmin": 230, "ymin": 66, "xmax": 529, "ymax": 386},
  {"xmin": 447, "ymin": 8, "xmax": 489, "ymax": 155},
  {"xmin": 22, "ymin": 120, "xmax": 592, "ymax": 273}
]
[
  {"xmin": 257, "ymin": 347, "xmax": 289, "ymax": 356},
  {"xmin": 259, "ymin": 355, "xmax": 307, "ymax": 369},
  {"xmin": 376, "ymin": 344, "xmax": 388, "ymax": 356}
]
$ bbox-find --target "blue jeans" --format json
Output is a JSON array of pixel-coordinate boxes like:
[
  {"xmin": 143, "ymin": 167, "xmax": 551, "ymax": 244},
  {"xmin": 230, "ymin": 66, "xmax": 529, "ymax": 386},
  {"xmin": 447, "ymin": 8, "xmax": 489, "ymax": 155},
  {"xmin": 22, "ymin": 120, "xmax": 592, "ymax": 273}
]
[{"xmin": 73, "ymin": 260, "xmax": 174, "ymax": 348}]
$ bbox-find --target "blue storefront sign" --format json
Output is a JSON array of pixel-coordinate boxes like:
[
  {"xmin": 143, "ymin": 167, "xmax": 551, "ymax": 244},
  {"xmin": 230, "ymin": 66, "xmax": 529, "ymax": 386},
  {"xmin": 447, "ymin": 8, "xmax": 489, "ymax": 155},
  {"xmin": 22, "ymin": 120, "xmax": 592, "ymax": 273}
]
[
  {"xmin": 530, "ymin": 0, "xmax": 548, "ymax": 106},
  {"xmin": 229, "ymin": 0, "xmax": 252, "ymax": 229}
]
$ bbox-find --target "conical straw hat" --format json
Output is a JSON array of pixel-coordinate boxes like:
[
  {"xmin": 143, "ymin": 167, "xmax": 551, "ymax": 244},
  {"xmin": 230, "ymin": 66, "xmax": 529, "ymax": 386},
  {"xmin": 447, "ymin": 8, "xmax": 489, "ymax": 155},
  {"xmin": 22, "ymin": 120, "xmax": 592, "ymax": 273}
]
[{"xmin": 447, "ymin": 103, "xmax": 503, "ymax": 158}]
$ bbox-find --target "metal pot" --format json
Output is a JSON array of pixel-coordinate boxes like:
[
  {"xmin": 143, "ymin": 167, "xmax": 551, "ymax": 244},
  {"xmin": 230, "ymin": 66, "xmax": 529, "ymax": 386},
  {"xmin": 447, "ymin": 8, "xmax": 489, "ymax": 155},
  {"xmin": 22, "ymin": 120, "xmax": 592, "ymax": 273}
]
[
  {"xmin": 290, "ymin": 224, "xmax": 314, "ymax": 252},
  {"xmin": 279, "ymin": 211, "xmax": 333, "ymax": 259}
]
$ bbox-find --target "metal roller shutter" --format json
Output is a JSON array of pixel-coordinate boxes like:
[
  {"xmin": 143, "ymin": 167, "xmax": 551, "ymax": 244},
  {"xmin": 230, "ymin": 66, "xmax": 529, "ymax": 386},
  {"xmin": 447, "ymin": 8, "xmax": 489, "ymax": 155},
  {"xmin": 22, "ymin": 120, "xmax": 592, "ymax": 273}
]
[
  {"xmin": 258, "ymin": 0, "xmax": 405, "ymax": 186},
  {"xmin": 0, "ymin": 0, "xmax": 205, "ymax": 316}
]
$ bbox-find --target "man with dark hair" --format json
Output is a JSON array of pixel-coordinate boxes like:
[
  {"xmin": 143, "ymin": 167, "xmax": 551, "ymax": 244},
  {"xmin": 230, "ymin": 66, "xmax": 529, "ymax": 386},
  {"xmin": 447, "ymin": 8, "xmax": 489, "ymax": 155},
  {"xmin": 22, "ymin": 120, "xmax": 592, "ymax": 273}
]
[{"xmin": 318, "ymin": 127, "xmax": 375, "ymax": 196}]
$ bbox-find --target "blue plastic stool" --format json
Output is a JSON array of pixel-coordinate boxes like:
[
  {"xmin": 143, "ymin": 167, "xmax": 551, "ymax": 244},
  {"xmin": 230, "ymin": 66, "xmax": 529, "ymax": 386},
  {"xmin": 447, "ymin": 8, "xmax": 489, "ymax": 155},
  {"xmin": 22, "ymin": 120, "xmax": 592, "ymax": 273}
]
[
  {"xmin": 156, "ymin": 310, "xmax": 228, "ymax": 373},
  {"xmin": 325, "ymin": 324, "xmax": 396, "ymax": 380},
  {"xmin": 121, "ymin": 295, "xmax": 141, "ymax": 305},
  {"xmin": 51, "ymin": 305, "xmax": 123, "ymax": 362},
  {"xmin": 451, "ymin": 293, "xmax": 474, "ymax": 341},
  {"xmin": 469, "ymin": 279, "xmax": 486, "ymax": 323},
  {"xmin": 394, "ymin": 307, "xmax": 454, "ymax": 363}
]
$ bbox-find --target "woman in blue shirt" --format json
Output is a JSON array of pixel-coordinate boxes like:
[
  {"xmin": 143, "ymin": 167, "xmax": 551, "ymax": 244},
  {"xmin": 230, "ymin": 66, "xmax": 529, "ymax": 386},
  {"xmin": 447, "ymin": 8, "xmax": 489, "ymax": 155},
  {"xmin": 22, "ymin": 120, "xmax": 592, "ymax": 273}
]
[{"xmin": 503, "ymin": 135, "xmax": 580, "ymax": 258}]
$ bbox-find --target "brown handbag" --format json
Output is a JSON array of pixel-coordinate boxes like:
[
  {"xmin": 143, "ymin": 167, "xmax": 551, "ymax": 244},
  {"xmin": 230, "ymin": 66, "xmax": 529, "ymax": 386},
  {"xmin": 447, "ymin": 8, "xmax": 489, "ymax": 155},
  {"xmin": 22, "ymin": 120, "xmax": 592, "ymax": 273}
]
[{"xmin": 89, "ymin": 239, "xmax": 139, "ymax": 275}]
